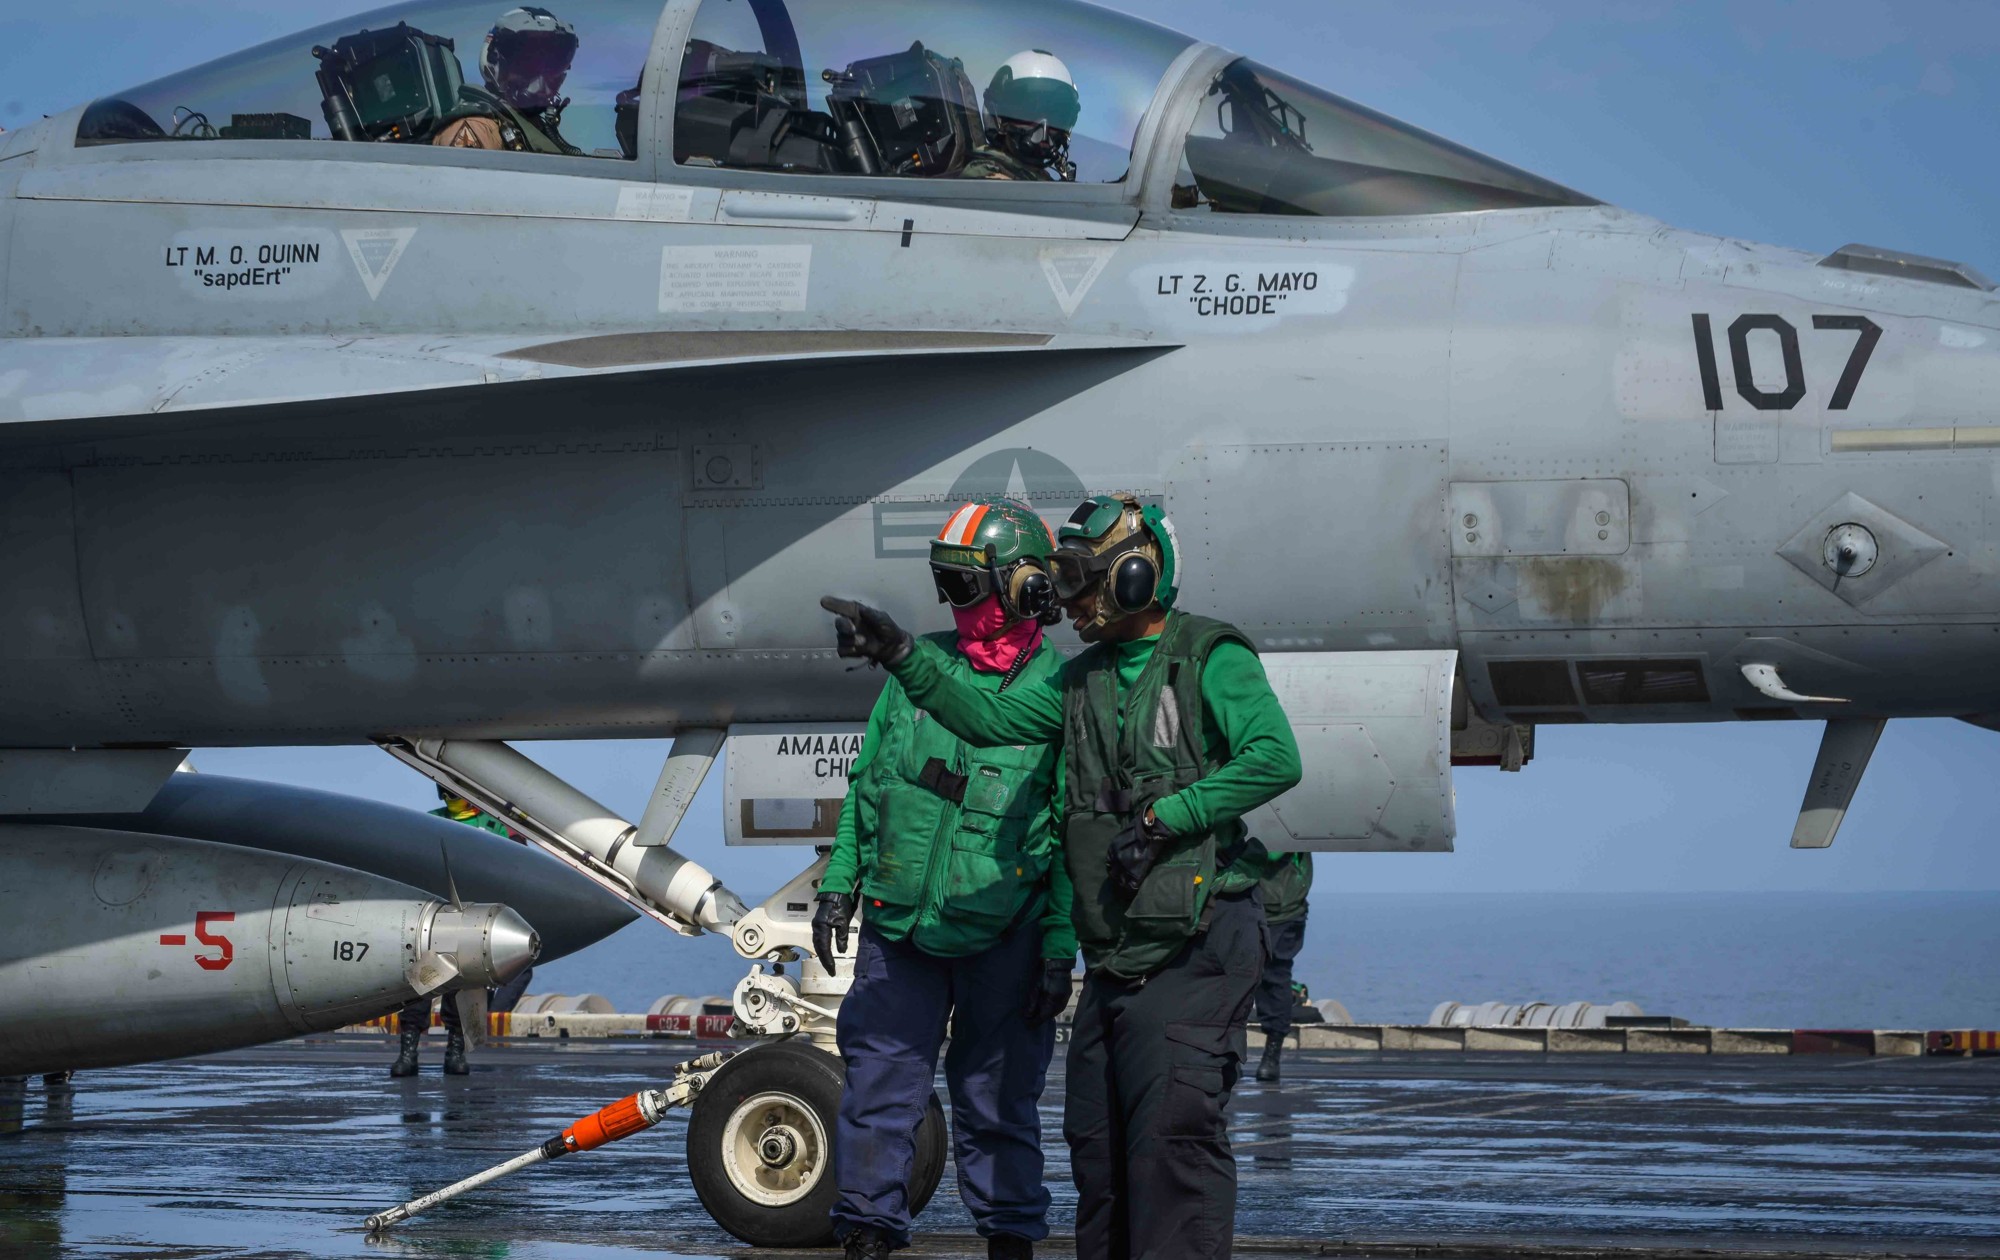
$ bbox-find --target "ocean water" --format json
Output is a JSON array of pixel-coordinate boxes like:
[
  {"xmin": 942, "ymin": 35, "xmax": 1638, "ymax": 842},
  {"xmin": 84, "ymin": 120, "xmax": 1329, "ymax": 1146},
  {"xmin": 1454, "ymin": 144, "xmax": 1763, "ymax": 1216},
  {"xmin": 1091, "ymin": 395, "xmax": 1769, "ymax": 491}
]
[{"xmin": 529, "ymin": 891, "xmax": 2000, "ymax": 1031}]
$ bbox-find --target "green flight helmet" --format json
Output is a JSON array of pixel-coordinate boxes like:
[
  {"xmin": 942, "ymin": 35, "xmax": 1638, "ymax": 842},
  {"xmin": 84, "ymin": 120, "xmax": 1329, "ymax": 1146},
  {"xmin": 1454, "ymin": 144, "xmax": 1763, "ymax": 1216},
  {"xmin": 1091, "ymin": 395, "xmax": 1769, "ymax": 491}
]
[
  {"xmin": 929, "ymin": 498, "xmax": 1061, "ymax": 623},
  {"xmin": 1050, "ymin": 494, "xmax": 1180, "ymax": 632}
]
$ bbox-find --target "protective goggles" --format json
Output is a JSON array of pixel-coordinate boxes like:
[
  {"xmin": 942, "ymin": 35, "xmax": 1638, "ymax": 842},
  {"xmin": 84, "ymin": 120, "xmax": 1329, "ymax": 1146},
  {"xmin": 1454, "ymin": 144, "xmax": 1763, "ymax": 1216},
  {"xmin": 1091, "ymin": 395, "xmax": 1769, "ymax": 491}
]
[
  {"xmin": 933, "ymin": 559, "xmax": 1060, "ymax": 622},
  {"xmin": 1048, "ymin": 547, "xmax": 1108, "ymax": 601},
  {"xmin": 1051, "ymin": 543, "xmax": 1158, "ymax": 616},
  {"xmin": 930, "ymin": 561, "xmax": 996, "ymax": 608}
]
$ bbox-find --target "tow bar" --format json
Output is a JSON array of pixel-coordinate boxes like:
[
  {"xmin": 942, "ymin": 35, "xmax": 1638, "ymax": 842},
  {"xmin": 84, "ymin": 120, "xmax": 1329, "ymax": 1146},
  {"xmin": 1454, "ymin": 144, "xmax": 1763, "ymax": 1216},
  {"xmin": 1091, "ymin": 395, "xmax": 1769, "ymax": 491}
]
[{"xmin": 363, "ymin": 1050, "xmax": 728, "ymax": 1231}]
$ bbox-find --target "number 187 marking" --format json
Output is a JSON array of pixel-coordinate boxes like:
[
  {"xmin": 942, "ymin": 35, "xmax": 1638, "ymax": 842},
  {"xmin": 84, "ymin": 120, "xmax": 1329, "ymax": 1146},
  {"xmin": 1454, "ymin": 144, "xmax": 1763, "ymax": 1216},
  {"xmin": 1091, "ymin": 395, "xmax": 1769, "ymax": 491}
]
[{"xmin": 332, "ymin": 940, "xmax": 370, "ymax": 961}]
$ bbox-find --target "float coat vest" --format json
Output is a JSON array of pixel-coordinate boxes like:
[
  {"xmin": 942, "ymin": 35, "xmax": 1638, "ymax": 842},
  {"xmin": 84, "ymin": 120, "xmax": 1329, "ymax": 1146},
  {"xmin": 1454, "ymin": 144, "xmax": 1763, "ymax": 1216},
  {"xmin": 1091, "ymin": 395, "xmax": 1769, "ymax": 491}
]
[
  {"xmin": 850, "ymin": 633, "xmax": 1062, "ymax": 957},
  {"xmin": 1062, "ymin": 612, "xmax": 1255, "ymax": 980},
  {"xmin": 1239, "ymin": 837, "xmax": 1312, "ymax": 923}
]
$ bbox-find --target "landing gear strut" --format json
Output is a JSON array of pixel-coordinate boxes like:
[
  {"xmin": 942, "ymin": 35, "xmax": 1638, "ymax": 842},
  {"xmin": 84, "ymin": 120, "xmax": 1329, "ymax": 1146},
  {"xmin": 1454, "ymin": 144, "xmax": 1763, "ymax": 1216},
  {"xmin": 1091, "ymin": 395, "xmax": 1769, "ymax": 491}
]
[{"xmin": 377, "ymin": 737, "xmax": 943, "ymax": 1247}]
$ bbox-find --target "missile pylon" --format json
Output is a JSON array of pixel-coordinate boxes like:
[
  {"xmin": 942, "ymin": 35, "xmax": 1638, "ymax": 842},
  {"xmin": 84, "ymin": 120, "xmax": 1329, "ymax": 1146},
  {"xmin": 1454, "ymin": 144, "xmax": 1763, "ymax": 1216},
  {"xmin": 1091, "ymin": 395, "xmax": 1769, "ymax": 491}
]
[{"xmin": 364, "ymin": 1050, "xmax": 728, "ymax": 1231}]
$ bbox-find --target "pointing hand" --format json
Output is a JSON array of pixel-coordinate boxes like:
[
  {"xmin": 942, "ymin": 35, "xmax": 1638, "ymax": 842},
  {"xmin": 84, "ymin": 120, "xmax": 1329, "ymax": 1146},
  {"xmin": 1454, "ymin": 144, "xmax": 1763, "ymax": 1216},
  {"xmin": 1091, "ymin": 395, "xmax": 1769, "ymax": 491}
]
[{"xmin": 819, "ymin": 597, "xmax": 913, "ymax": 666}]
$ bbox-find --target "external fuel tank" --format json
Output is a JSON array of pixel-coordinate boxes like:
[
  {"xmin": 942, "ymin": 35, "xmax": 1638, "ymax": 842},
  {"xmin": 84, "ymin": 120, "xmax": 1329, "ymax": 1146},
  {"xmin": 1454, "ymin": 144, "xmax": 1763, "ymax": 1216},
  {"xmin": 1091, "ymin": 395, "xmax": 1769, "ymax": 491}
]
[{"xmin": 0, "ymin": 825, "xmax": 537, "ymax": 1076}]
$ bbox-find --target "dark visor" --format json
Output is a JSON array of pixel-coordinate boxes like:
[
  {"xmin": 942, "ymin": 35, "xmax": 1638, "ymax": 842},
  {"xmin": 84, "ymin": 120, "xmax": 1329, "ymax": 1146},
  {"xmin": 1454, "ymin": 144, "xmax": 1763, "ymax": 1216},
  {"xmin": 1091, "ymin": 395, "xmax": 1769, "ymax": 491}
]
[{"xmin": 931, "ymin": 564, "xmax": 991, "ymax": 608}]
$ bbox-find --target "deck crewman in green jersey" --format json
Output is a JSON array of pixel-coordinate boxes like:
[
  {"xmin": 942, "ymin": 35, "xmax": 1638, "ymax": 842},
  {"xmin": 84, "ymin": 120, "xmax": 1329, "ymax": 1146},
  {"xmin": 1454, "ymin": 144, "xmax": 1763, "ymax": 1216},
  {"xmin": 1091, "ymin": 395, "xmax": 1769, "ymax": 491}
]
[
  {"xmin": 816, "ymin": 499, "xmax": 1076, "ymax": 1260},
  {"xmin": 822, "ymin": 494, "xmax": 1302, "ymax": 1260},
  {"xmin": 1238, "ymin": 839, "xmax": 1313, "ymax": 1082}
]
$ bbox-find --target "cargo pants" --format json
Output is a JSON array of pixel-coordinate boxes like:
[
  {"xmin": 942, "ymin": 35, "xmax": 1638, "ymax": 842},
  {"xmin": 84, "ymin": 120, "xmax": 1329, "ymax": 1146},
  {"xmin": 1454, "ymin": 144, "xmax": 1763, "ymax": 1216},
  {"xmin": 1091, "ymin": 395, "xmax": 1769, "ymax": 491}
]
[
  {"xmin": 833, "ymin": 920, "xmax": 1056, "ymax": 1245},
  {"xmin": 1065, "ymin": 889, "xmax": 1267, "ymax": 1260}
]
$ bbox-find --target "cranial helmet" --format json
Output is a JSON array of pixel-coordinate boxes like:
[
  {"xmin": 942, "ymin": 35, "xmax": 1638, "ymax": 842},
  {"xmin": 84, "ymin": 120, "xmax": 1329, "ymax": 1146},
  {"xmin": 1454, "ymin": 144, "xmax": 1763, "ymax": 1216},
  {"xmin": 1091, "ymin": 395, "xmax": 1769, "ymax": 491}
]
[
  {"xmin": 983, "ymin": 50, "xmax": 1080, "ymax": 174},
  {"xmin": 1050, "ymin": 494, "xmax": 1179, "ymax": 633},
  {"xmin": 930, "ymin": 499, "xmax": 1061, "ymax": 624},
  {"xmin": 482, "ymin": 6, "xmax": 578, "ymax": 111}
]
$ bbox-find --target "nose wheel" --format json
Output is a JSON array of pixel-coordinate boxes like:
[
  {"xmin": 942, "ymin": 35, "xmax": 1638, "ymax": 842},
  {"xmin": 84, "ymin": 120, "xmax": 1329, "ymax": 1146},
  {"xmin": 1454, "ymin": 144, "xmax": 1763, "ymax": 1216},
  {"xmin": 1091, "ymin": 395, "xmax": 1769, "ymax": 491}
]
[{"xmin": 686, "ymin": 1039, "xmax": 947, "ymax": 1247}]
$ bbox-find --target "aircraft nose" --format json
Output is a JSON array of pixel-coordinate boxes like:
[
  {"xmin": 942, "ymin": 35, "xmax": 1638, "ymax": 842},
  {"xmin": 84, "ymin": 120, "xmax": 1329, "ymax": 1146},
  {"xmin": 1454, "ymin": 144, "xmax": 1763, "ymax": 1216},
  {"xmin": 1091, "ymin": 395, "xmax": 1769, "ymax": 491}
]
[{"xmin": 426, "ymin": 902, "xmax": 542, "ymax": 988}]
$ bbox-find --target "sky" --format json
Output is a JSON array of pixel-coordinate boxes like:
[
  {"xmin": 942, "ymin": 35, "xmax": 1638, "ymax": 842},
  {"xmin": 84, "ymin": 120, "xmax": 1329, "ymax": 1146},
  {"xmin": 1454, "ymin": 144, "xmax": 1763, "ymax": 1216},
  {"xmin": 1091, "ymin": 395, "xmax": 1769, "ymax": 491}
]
[{"xmin": 3, "ymin": 2, "xmax": 1996, "ymax": 896}]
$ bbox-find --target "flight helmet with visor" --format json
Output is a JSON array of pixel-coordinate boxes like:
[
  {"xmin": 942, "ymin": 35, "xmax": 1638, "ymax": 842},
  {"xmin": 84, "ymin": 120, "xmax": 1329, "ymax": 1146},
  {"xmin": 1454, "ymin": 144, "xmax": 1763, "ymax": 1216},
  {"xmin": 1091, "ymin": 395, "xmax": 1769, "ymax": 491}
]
[
  {"xmin": 983, "ymin": 50, "xmax": 1081, "ymax": 178},
  {"xmin": 481, "ymin": 6, "xmax": 578, "ymax": 111},
  {"xmin": 1051, "ymin": 494, "xmax": 1180, "ymax": 634},
  {"xmin": 930, "ymin": 499, "xmax": 1061, "ymax": 625}
]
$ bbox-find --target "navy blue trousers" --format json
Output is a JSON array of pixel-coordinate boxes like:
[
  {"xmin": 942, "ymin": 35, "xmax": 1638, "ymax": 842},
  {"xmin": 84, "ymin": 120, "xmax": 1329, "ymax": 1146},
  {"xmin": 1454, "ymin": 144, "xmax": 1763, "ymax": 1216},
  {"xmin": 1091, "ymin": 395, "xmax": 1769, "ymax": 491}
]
[
  {"xmin": 833, "ymin": 922, "xmax": 1055, "ymax": 1245},
  {"xmin": 1256, "ymin": 915, "xmax": 1307, "ymax": 1038}
]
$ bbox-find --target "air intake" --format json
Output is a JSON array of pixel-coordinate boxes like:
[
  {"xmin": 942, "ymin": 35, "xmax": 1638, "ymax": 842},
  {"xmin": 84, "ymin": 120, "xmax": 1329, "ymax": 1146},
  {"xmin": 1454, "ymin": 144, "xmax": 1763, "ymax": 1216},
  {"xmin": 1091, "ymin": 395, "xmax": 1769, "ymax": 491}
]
[{"xmin": 1818, "ymin": 243, "xmax": 1994, "ymax": 292}]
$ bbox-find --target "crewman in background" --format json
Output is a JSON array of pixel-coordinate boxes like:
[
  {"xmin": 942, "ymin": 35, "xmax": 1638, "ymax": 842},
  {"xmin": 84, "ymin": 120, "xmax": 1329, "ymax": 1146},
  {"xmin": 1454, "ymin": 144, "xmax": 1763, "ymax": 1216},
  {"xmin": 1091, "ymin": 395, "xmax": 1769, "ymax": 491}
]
[
  {"xmin": 814, "ymin": 498, "xmax": 1072, "ymax": 1260},
  {"xmin": 388, "ymin": 790, "xmax": 534, "ymax": 1078},
  {"xmin": 823, "ymin": 493, "xmax": 1302, "ymax": 1260},
  {"xmin": 1237, "ymin": 838, "xmax": 1314, "ymax": 1082}
]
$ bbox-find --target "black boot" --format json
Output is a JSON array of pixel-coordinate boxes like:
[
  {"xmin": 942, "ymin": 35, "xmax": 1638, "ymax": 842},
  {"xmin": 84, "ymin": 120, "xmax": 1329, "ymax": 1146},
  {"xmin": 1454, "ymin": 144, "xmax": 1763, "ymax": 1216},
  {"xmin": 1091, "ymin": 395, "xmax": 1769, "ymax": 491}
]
[
  {"xmin": 988, "ymin": 1234, "xmax": 1033, "ymax": 1260},
  {"xmin": 442, "ymin": 1025, "xmax": 469, "ymax": 1076},
  {"xmin": 389, "ymin": 1021, "xmax": 421, "ymax": 1078},
  {"xmin": 843, "ymin": 1227, "xmax": 893, "ymax": 1260},
  {"xmin": 1256, "ymin": 1038, "xmax": 1283, "ymax": 1083}
]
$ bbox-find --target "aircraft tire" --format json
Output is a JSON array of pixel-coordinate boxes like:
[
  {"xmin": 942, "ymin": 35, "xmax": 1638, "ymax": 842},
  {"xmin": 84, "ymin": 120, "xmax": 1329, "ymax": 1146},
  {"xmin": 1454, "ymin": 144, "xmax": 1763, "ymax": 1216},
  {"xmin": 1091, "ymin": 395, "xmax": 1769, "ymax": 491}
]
[{"xmin": 687, "ymin": 1039, "xmax": 946, "ymax": 1247}]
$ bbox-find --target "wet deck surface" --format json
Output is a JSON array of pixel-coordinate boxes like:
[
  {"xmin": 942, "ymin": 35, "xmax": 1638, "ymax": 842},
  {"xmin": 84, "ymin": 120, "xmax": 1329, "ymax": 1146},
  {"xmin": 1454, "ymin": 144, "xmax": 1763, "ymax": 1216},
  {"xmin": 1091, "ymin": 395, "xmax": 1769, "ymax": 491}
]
[{"xmin": 3, "ymin": 1039, "xmax": 1997, "ymax": 1259}]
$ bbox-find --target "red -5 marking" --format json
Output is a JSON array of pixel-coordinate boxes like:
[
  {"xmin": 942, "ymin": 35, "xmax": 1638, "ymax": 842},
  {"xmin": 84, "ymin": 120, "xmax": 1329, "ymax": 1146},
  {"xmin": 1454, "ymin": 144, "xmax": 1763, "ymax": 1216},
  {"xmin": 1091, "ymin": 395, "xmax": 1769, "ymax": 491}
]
[{"xmin": 160, "ymin": 912, "xmax": 235, "ymax": 970}]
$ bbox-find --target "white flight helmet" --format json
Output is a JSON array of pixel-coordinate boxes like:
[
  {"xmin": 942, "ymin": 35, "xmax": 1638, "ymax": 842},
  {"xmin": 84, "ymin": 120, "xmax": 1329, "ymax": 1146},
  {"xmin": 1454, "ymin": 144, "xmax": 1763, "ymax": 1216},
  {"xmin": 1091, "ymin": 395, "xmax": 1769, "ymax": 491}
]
[{"xmin": 984, "ymin": 50, "xmax": 1081, "ymax": 133}]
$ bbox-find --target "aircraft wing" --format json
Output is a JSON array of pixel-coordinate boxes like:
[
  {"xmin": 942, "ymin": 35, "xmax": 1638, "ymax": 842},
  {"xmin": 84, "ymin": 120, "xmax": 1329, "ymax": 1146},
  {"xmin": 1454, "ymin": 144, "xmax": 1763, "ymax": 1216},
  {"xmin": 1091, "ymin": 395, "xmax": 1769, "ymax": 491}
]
[{"xmin": 0, "ymin": 329, "xmax": 1174, "ymax": 435}]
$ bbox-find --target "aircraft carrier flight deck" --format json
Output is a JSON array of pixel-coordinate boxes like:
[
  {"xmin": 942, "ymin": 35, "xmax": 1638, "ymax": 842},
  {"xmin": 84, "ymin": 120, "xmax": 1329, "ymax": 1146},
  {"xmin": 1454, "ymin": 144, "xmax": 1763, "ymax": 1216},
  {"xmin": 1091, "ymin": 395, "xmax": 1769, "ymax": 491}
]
[{"xmin": 4, "ymin": 1042, "xmax": 1996, "ymax": 1260}]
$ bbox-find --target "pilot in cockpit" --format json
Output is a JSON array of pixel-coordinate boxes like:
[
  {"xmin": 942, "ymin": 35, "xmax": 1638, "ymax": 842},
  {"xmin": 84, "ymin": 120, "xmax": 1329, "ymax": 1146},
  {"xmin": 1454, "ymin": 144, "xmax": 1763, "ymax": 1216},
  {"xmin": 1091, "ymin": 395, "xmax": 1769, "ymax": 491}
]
[
  {"xmin": 433, "ymin": 6, "xmax": 582, "ymax": 155},
  {"xmin": 962, "ymin": 51, "xmax": 1080, "ymax": 182}
]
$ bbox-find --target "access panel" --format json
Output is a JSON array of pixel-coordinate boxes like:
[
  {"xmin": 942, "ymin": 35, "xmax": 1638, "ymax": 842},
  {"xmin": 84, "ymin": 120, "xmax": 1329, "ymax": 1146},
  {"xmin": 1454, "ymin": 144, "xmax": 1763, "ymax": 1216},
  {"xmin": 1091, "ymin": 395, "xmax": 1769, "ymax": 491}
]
[
  {"xmin": 1243, "ymin": 649, "xmax": 1457, "ymax": 852},
  {"xmin": 723, "ymin": 722, "xmax": 865, "ymax": 845}
]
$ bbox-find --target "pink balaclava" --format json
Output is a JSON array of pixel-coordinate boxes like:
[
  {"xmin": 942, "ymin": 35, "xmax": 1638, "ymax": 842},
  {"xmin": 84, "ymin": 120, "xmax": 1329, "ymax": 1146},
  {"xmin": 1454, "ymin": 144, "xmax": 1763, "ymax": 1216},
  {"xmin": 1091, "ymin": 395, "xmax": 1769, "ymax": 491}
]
[{"xmin": 953, "ymin": 596, "xmax": 1042, "ymax": 673}]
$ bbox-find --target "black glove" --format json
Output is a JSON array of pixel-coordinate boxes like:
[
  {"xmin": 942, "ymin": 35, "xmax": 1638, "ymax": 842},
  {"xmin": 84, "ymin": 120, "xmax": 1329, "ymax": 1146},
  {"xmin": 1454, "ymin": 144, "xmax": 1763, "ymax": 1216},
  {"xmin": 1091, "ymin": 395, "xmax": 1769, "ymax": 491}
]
[
  {"xmin": 820, "ymin": 597, "xmax": 913, "ymax": 666},
  {"xmin": 811, "ymin": 890, "xmax": 857, "ymax": 974},
  {"xmin": 1108, "ymin": 810, "xmax": 1174, "ymax": 897},
  {"xmin": 1023, "ymin": 958, "xmax": 1075, "ymax": 1026}
]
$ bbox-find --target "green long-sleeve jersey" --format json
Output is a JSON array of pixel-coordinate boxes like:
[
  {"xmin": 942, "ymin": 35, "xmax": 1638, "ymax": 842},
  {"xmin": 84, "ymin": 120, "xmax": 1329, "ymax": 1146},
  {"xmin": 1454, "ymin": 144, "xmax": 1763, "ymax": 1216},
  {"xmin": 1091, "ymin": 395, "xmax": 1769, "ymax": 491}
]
[{"xmin": 885, "ymin": 632, "xmax": 1301, "ymax": 845}]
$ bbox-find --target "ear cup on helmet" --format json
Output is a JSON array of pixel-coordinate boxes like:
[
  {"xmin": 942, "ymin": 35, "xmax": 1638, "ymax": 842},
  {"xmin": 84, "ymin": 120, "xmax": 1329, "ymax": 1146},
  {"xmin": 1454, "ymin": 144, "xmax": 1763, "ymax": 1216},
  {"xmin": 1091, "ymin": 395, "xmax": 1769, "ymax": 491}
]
[
  {"xmin": 1005, "ymin": 562, "xmax": 1060, "ymax": 624},
  {"xmin": 1110, "ymin": 552, "xmax": 1158, "ymax": 614}
]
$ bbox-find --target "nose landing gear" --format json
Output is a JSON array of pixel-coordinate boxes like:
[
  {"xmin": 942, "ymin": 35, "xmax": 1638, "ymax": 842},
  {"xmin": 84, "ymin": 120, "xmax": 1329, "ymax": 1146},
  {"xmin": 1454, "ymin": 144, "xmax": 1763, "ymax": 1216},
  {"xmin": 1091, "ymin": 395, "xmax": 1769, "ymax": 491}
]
[{"xmin": 687, "ymin": 1038, "xmax": 947, "ymax": 1248}]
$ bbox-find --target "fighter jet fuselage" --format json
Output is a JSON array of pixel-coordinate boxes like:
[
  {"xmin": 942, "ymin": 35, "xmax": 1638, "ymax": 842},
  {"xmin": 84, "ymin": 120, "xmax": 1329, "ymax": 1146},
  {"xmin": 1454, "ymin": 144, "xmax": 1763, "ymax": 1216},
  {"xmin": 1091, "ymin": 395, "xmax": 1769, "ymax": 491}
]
[{"xmin": 0, "ymin": 0, "xmax": 1993, "ymax": 781}]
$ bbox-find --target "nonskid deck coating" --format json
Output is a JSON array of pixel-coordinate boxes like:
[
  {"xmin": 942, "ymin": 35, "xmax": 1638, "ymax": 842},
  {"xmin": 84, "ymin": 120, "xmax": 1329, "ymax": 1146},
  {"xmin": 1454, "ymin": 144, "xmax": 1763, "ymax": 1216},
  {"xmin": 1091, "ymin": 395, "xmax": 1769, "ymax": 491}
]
[{"xmin": 2, "ymin": 1041, "xmax": 1996, "ymax": 1259}]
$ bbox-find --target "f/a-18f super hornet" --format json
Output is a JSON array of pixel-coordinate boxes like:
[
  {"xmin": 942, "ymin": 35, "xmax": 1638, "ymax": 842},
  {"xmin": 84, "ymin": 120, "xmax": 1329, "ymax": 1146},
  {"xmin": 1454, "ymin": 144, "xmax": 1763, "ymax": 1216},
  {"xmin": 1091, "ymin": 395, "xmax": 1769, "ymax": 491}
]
[{"xmin": 0, "ymin": 0, "xmax": 1993, "ymax": 1241}]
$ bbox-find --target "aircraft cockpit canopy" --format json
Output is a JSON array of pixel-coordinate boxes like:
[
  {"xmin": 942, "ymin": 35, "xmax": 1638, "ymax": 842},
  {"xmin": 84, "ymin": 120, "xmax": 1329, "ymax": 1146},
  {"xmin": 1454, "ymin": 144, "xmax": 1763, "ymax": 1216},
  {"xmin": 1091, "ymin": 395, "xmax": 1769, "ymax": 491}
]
[
  {"xmin": 77, "ymin": 0, "xmax": 659, "ymax": 159},
  {"xmin": 1172, "ymin": 58, "xmax": 1596, "ymax": 216},
  {"xmin": 72, "ymin": 0, "xmax": 1594, "ymax": 220},
  {"xmin": 674, "ymin": 0, "xmax": 1193, "ymax": 183}
]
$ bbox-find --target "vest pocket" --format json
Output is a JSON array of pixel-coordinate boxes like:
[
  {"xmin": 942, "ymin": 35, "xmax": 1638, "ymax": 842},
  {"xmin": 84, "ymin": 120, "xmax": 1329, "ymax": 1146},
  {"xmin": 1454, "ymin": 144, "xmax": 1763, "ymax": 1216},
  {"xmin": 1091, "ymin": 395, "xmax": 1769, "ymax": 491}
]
[
  {"xmin": 859, "ymin": 781, "xmax": 935, "ymax": 907},
  {"xmin": 1122, "ymin": 835, "xmax": 1215, "ymax": 933},
  {"xmin": 1123, "ymin": 853, "xmax": 1198, "ymax": 924},
  {"xmin": 945, "ymin": 767, "xmax": 1036, "ymax": 926},
  {"xmin": 940, "ymin": 833, "xmax": 1028, "ymax": 927}
]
